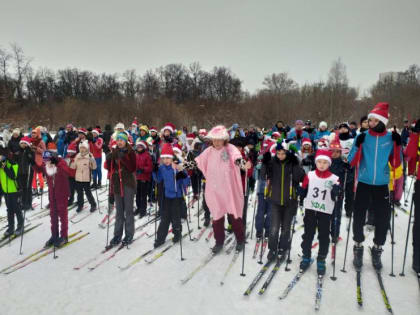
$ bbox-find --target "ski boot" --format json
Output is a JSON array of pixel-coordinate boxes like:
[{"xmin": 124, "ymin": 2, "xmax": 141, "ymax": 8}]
[
  {"xmin": 267, "ymin": 250, "xmax": 276, "ymax": 262},
  {"xmin": 300, "ymin": 256, "xmax": 312, "ymax": 271},
  {"xmin": 203, "ymin": 217, "xmax": 210, "ymax": 227},
  {"xmin": 45, "ymin": 236, "xmax": 57, "ymax": 248},
  {"xmin": 106, "ymin": 237, "xmax": 121, "ymax": 250},
  {"xmin": 90, "ymin": 204, "xmax": 97, "ymax": 213},
  {"xmin": 371, "ymin": 246, "xmax": 383, "ymax": 270},
  {"xmin": 3, "ymin": 229, "xmax": 14, "ymax": 238},
  {"xmin": 226, "ymin": 224, "xmax": 233, "ymax": 234},
  {"xmin": 172, "ymin": 233, "xmax": 181, "ymax": 243},
  {"xmin": 235, "ymin": 241, "xmax": 245, "ymax": 253},
  {"xmin": 76, "ymin": 206, "xmax": 83, "ymax": 213},
  {"xmin": 68, "ymin": 198, "xmax": 74, "ymax": 206},
  {"xmin": 14, "ymin": 225, "xmax": 24, "ymax": 236},
  {"xmin": 317, "ymin": 257, "xmax": 326, "ymax": 276},
  {"xmin": 133, "ymin": 208, "xmax": 140, "ymax": 216},
  {"xmin": 353, "ymin": 244, "xmax": 364, "ymax": 269},
  {"xmin": 122, "ymin": 237, "xmax": 133, "ymax": 246},
  {"xmin": 212, "ymin": 243, "xmax": 223, "ymax": 254},
  {"xmin": 54, "ymin": 236, "xmax": 68, "ymax": 247}
]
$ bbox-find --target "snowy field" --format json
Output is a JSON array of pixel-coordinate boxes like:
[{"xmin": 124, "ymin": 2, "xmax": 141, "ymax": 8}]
[{"xmin": 1, "ymin": 168, "xmax": 419, "ymax": 315}]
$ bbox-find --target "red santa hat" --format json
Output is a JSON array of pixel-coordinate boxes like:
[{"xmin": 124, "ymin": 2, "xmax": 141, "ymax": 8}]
[
  {"xmin": 149, "ymin": 126, "xmax": 158, "ymax": 133},
  {"xmin": 160, "ymin": 143, "xmax": 174, "ymax": 159},
  {"xmin": 161, "ymin": 123, "xmax": 176, "ymax": 134},
  {"xmin": 135, "ymin": 139, "xmax": 148, "ymax": 149},
  {"xmin": 132, "ymin": 119, "xmax": 138, "ymax": 127},
  {"xmin": 199, "ymin": 128, "xmax": 207, "ymax": 136},
  {"xmin": 19, "ymin": 136, "xmax": 32, "ymax": 147},
  {"xmin": 207, "ymin": 125, "xmax": 228, "ymax": 140},
  {"xmin": 186, "ymin": 133, "xmax": 196, "ymax": 141},
  {"xmin": 271, "ymin": 131, "xmax": 281, "ymax": 139},
  {"xmin": 317, "ymin": 138, "xmax": 329, "ymax": 149},
  {"xmin": 172, "ymin": 143, "xmax": 182, "ymax": 156},
  {"xmin": 67, "ymin": 142, "xmax": 77, "ymax": 155},
  {"xmin": 315, "ymin": 149, "xmax": 332, "ymax": 165},
  {"xmin": 302, "ymin": 138, "xmax": 312, "ymax": 147},
  {"xmin": 92, "ymin": 128, "xmax": 101, "ymax": 135},
  {"xmin": 368, "ymin": 102, "xmax": 389, "ymax": 125},
  {"xmin": 78, "ymin": 128, "xmax": 88, "ymax": 135},
  {"xmin": 329, "ymin": 137, "xmax": 342, "ymax": 151},
  {"xmin": 47, "ymin": 142, "xmax": 57, "ymax": 152}
]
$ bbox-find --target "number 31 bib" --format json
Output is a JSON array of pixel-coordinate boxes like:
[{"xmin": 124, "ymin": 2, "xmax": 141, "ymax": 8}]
[{"xmin": 303, "ymin": 171, "xmax": 339, "ymax": 215}]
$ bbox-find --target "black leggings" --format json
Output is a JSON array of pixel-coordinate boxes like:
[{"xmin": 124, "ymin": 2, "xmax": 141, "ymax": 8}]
[{"xmin": 301, "ymin": 209, "xmax": 331, "ymax": 259}]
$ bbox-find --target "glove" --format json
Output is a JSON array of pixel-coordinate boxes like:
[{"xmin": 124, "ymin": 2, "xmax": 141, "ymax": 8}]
[
  {"xmin": 330, "ymin": 184, "xmax": 341, "ymax": 202},
  {"xmin": 355, "ymin": 133, "xmax": 366, "ymax": 148},
  {"xmin": 50, "ymin": 156, "xmax": 58, "ymax": 165},
  {"xmin": 297, "ymin": 186, "xmax": 307, "ymax": 199},
  {"xmin": 392, "ymin": 132, "xmax": 401, "ymax": 146},
  {"xmin": 262, "ymin": 151, "xmax": 271, "ymax": 165}
]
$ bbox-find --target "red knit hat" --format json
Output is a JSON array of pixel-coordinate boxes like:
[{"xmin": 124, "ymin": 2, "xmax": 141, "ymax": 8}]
[
  {"xmin": 78, "ymin": 128, "xmax": 88, "ymax": 135},
  {"xmin": 302, "ymin": 138, "xmax": 312, "ymax": 147},
  {"xmin": 135, "ymin": 139, "xmax": 148, "ymax": 149},
  {"xmin": 19, "ymin": 136, "xmax": 32, "ymax": 147},
  {"xmin": 368, "ymin": 102, "xmax": 389, "ymax": 125},
  {"xmin": 160, "ymin": 143, "xmax": 174, "ymax": 159},
  {"xmin": 315, "ymin": 149, "xmax": 332, "ymax": 165},
  {"xmin": 92, "ymin": 128, "xmax": 101, "ymax": 135},
  {"xmin": 271, "ymin": 131, "xmax": 281, "ymax": 139}
]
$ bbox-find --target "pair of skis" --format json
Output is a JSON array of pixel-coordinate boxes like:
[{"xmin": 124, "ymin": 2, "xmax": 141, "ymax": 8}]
[{"xmin": 252, "ymin": 237, "xmax": 268, "ymax": 259}]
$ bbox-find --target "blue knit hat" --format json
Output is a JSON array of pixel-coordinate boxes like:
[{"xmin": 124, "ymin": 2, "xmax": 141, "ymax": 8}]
[{"xmin": 116, "ymin": 132, "xmax": 128, "ymax": 142}]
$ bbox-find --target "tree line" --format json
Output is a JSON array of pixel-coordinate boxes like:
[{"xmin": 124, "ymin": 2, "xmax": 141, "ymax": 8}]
[{"xmin": 1, "ymin": 44, "xmax": 419, "ymax": 130}]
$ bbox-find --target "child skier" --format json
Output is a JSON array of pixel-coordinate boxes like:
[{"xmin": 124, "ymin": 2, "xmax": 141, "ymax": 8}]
[
  {"xmin": 91, "ymin": 128, "xmax": 104, "ymax": 189},
  {"xmin": 265, "ymin": 141, "xmax": 305, "ymax": 261},
  {"xmin": 298, "ymin": 149, "xmax": 341, "ymax": 275},
  {"xmin": 153, "ymin": 143, "xmax": 190, "ymax": 248},
  {"xmin": 134, "ymin": 139, "xmax": 153, "ymax": 218},
  {"xmin": 71, "ymin": 140, "xmax": 97, "ymax": 213},
  {"xmin": 348, "ymin": 102, "xmax": 402, "ymax": 271},
  {"xmin": 16, "ymin": 136, "xmax": 35, "ymax": 211}
]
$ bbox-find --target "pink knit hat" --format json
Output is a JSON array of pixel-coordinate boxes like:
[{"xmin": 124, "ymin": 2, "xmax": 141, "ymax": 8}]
[{"xmin": 207, "ymin": 125, "xmax": 229, "ymax": 140}]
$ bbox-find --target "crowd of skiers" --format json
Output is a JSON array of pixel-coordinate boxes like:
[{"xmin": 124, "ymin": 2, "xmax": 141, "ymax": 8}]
[{"xmin": 0, "ymin": 103, "xmax": 419, "ymax": 276}]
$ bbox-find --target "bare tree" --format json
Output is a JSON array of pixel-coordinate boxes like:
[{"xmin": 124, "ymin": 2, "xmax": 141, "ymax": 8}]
[{"xmin": 10, "ymin": 43, "xmax": 32, "ymax": 105}]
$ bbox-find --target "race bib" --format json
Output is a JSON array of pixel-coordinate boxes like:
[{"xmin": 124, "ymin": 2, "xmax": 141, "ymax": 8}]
[{"xmin": 303, "ymin": 171, "xmax": 338, "ymax": 215}]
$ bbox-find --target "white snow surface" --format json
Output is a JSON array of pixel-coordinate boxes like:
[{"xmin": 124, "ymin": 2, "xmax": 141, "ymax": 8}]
[{"xmin": 1, "ymin": 164, "xmax": 419, "ymax": 315}]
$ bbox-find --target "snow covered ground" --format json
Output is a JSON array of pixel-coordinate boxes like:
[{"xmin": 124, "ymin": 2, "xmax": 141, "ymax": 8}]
[{"xmin": 1, "ymin": 171, "xmax": 419, "ymax": 315}]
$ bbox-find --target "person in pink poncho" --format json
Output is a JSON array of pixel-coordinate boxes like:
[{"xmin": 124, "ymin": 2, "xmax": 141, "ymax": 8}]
[{"xmin": 195, "ymin": 125, "xmax": 251, "ymax": 254}]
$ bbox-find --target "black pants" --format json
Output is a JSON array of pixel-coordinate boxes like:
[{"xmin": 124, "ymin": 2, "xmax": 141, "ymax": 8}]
[
  {"xmin": 136, "ymin": 180, "xmax": 149, "ymax": 215},
  {"xmin": 5, "ymin": 192, "xmax": 24, "ymax": 232},
  {"xmin": 268, "ymin": 203, "xmax": 294, "ymax": 252},
  {"xmin": 191, "ymin": 172, "xmax": 202, "ymax": 196},
  {"xmin": 19, "ymin": 172, "xmax": 33, "ymax": 210},
  {"xmin": 301, "ymin": 209, "xmax": 331, "ymax": 259},
  {"xmin": 156, "ymin": 197, "xmax": 182, "ymax": 243},
  {"xmin": 413, "ymin": 180, "xmax": 420, "ymax": 272},
  {"xmin": 76, "ymin": 181, "xmax": 96, "ymax": 208},
  {"xmin": 69, "ymin": 177, "xmax": 76, "ymax": 202},
  {"xmin": 202, "ymin": 183, "xmax": 210, "ymax": 220},
  {"xmin": 352, "ymin": 182, "xmax": 391, "ymax": 246},
  {"xmin": 344, "ymin": 179, "xmax": 354, "ymax": 216}
]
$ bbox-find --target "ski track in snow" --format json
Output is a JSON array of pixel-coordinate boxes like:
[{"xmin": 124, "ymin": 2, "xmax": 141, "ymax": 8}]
[{"xmin": 1, "ymin": 162, "xmax": 419, "ymax": 315}]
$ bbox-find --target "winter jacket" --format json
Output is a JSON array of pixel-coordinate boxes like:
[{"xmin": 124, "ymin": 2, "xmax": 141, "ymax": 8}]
[
  {"xmin": 348, "ymin": 130, "xmax": 401, "ymax": 186},
  {"xmin": 135, "ymin": 150, "xmax": 153, "ymax": 181},
  {"xmin": 314, "ymin": 130, "xmax": 331, "ymax": 142},
  {"xmin": 287, "ymin": 128, "xmax": 310, "ymax": 150},
  {"xmin": 42, "ymin": 132, "xmax": 53, "ymax": 146},
  {"xmin": 8, "ymin": 135, "xmax": 22, "ymax": 155},
  {"xmin": 266, "ymin": 154, "xmax": 305, "ymax": 206},
  {"xmin": 105, "ymin": 146, "xmax": 137, "ymax": 195},
  {"xmin": 31, "ymin": 138, "xmax": 46, "ymax": 167},
  {"xmin": 0, "ymin": 160, "xmax": 19, "ymax": 193},
  {"xmin": 404, "ymin": 132, "xmax": 419, "ymax": 180},
  {"xmin": 154, "ymin": 164, "xmax": 190, "ymax": 199},
  {"xmin": 43, "ymin": 159, "xmax": 72, "ymax": 203},
  {"xmin": 64, "ymin": 130, "xmax": 78, "ymax": 145},
  {"xmin": 102, "ymin": 126, "xmax": 113, "ymax": 153},
  {"xmin": 329, "ymin": 158, "xmax": 349, "ymax": 189},
  {"xmin": 56, "ymin": 130, "xmax": 66, "ymax": 157},
  {"xmin": 401, "ymin": 127, "xmax": 410, "ymax": 146},
  {"xmin": 15, "ymin": 147, "xmax": 35, "ymax": 189},
  {"xmin": 91, "ymin": 136, "xmax": 104, "ymax": 159},
  {"xmin": 72, "ymin": 152, "xmax": 97, "ymax": 182}
]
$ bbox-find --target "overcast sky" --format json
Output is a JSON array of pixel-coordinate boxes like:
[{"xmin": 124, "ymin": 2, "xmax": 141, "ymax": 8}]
[{"xmin": 1, "ymin": 0, "xmax": 419, "ymax": 94}]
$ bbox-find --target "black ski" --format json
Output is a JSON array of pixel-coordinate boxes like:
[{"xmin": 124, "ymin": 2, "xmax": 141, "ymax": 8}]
[
  {"xmin": 356, "ymin": 270, "xmax": 363, "ymax": 306},
  {"xmin": 258, "ymin": 254, "xmax": 287, "ymax": 295},
  {"xmin": 369, "ymin": 247, "xmax": 393, "ymax": 314}
]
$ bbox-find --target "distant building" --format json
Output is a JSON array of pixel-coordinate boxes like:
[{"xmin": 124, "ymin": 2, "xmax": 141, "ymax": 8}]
[{"xmin": 379, "ymin": 71, "xmax": 407, "ymax": 82}]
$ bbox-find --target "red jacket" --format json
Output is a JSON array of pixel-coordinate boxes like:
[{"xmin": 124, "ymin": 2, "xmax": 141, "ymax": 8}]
[
  {"xmin": 91, "ymin": 137, "xmax": 103, "ymax": 159},
  {"xmin": 135, "ymin": 151, "xmax": 153, "ymax": 181},
  {"xmin": 404, "ymin": 132, "xmax": 419, "ymax": 180}
]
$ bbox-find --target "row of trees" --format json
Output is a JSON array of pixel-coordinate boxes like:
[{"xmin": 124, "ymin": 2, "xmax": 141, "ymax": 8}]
[{"xmin": 1, "ymin": 44, "xmax": 419, "ymax": 130}]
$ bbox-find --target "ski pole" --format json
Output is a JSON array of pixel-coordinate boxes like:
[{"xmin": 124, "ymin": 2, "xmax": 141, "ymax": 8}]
[
  {"xmin": 240, "ymin": 178, "xmax": 249, "ymax": 277},
  {"xmin": 404, "ymin": 176, "xmax": 414, "ymax": 207},
  {"xmin": 95, "ymin": 182, "xmax": 101, "ymax": 214},
  {"xmin": 154, "ymin": 182, "xmax": 159, "ymax": 241},
  {"xmin": 250, "ymin": 183, "xmax": 258, "ymax": 240},
  {"xmin": 285, "ymin": 214, "xmax": 297, "ymax": 272},
  {"xmin": 106, "ymin": 178, "xmax": 111, "ymax": 247},
  {"xmin": 389, "ymin": 139, "xmax": 397, "ymax": 277},
  {"xmin": 19, "ymin": 203, "xmax": 27, "ymax": 255},
  {"xmin": 340, "ymin": 210, "xmax": 352, "ymax": 273},
  {"xmin": 184, "ymin": 199, "xmax": 193, "ymax": 241},
  {"xmin": 400, "ymin": 196, "xmax": 415, "ymax": 276}
]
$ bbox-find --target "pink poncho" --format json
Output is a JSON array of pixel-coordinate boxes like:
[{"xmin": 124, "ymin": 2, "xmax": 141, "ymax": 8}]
[{"xmin": 195, "ymin": 143, "xmax": 244, "ymax": 221}]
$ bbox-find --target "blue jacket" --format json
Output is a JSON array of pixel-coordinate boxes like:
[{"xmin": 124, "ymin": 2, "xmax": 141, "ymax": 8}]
[
  {"xmin": 348, "ymin": 130, "xmax": 400, "ymax": 186},
  {"xmin": 57, "ymin": 130, "xmax": 66, "ymax": 157},
  {"xmin": 287, "ymin": 128, "xmax": 309, "ymax": 150},
  {"xmin": 153, "ymin": 164, "xmax": 190, "ymax": 199}
]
